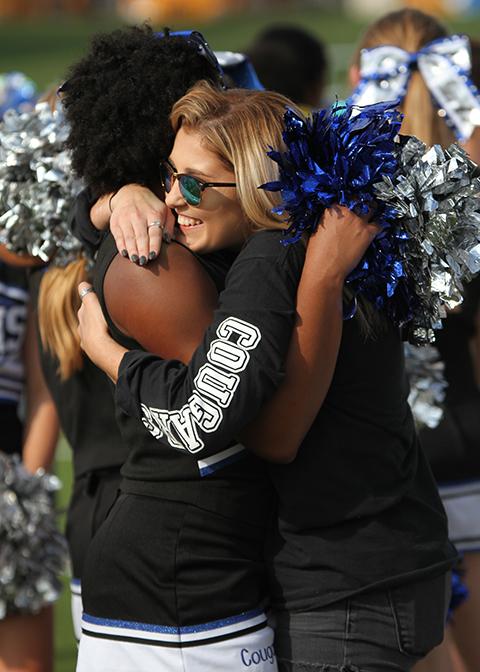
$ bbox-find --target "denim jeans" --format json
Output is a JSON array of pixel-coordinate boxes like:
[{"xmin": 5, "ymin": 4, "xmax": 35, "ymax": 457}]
[{"xmin": 274, "ymin": 572, "xmax": 450, "ymax": 672}]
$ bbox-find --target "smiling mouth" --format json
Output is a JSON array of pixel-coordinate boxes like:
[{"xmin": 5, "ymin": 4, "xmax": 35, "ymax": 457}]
[{"xmin": 177, "ymin": 214, "xmax": 203, "ymax": 229}]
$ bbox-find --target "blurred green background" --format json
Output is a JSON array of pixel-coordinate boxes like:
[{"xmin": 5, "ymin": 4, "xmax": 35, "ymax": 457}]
[
  {"xmin": 3, "ymin": 4, "xmax": 480, "ymax": 670},
  {"xmin": 4, "ymin": 7, "xmax": 480, "ymax": 101}
]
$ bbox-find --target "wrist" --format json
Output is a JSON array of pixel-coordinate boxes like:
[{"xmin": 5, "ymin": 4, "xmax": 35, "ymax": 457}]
[
  {"xmin": 90, "ymin": 194, "xmax": 111, "ymax": 231},
  {"xmin": 108, "ymin": 189, "xmax": 119, "ymax": 214},
  {"xmin": 303, "ymin": 250, "xmax": 346, "ymax": 288}
]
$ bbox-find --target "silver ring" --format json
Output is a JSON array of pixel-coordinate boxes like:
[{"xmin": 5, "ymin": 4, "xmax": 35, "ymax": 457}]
[
  {"xmin": 148, "ymin": 220, "xmax": 164, "ymax": 230},
  {"xmin": 79, "ymin": 286, "xmax": 95, "ymax": 300}
]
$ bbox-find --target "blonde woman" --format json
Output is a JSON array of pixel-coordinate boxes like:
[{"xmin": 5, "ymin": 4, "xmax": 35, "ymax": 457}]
[
  {"xmin": 0, "ymin": 247, "xmax": 59, "ymax": 672},
  {"xmin": 75, "ymin": 82, "xmax": 454, "ymax": 672}
]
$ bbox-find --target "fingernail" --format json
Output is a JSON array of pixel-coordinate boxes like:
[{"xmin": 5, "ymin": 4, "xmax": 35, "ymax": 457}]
[
  {"xmin": 121, "ymin": 249, "xmax": 128, "ymax": 257},
  {"xmin": 148, "ymin": 251, "xmax": 157, "ymax": 260},
  {"xmin": 131, "ymin": 254, "xmax": 139, "ymax": 263},
  {"xmin": 162, "ymin": 231, "xmax": 171, "ymax": 243},
  {"xmin": 139, "ymin": 256, "xmax": 147, "ymax": 266}
]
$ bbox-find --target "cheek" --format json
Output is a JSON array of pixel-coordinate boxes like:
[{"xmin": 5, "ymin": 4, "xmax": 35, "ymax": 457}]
[{"xmin": 213, "ymin": 204, "xmax": 245, "ymax": 240}]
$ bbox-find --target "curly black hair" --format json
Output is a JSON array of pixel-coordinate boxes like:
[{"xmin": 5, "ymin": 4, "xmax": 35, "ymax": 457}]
[{"xmin": 62, "ymin": 25, "xmax": 221, "ymax": 196}]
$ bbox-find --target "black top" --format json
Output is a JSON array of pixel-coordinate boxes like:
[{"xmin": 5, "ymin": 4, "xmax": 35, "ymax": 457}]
[
  {"xmin": 115, "ymin": 230, "xmax": 456, "ymax": 610},
  {"xmin": 94, "ymin": 232, "xmax": 274, "ymax": 525},
  {"xmin": 419, "ymin": 276, "xmax": 480, "ymax": 482},
  {"xmin": 29, "ymin": 268, "xmax": 128, "ymax": 478},
  {"xmin": 268, "ymin": 315, "xmax": 455, "ymax": 610},
  {"xmin": 0, "ymin": 261, "xmax": 28, "ymax": 454}
]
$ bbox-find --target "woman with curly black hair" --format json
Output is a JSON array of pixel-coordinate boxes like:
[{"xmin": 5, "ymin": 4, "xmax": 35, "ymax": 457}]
[
  {"xmin": 35, "ymin": 24, "xmax": 225, "ymax": 643},
  {"xmin": 63, "ymin": 25, "xmax": 222, "ymax": 198}
]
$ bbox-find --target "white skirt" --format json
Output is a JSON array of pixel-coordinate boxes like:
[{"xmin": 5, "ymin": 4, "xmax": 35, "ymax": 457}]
[{"xmin": 76, "ymin": 609, "xmax": 277, "ymax": 671}]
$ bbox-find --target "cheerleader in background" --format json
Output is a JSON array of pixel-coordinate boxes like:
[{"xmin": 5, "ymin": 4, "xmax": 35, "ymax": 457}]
[
  {"xmin": 417, "ymin": 37, "xmax": 480, "ymax": 672},
  {"xmin": 0, "ymin": 244, "xmax": 59, "ymax": 672},
  {"xmin": 0, "ymin": 73, "xmax": 60, "ymax": 672},
  {"xmin": 349, "ymin": 9, "xmax": 480, "ymax": 672},
  {"xmin": 0, "ymin": 82, "xmax": 121, "ymax": 645}
]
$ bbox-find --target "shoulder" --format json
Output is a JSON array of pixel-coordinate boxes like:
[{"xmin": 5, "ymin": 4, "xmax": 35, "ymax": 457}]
[
  {"xmin": 104, "ymin": 241, "xmax": 218, "ymax": 362},
  {"xmin": 229, "ymin": 229, "xmax": 306, "ymax": 284},
  {"xmin": 106, "ymin": 240, "xmax": 216, "ymax": 298}
]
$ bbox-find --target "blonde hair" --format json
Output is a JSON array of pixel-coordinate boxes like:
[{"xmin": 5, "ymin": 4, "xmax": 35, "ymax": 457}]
[
  {"xmin": 38, "ymin": 257, "xmax": 87, "ymax": 381},
  {"xmin": 170, "ymin": 81, "xmax": 304, "ymax": 232},
  {"xmin": 353, "ymin": 9, "xmax": 455, "ymax": 148}
]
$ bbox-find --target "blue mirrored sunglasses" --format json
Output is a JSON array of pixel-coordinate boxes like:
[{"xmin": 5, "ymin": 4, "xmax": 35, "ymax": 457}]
[{"xmin": 160, "ymin": 160, "xmax": 236, "ymax": 207}]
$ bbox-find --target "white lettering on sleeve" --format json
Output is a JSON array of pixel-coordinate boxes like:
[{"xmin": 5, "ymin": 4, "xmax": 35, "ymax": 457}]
[{"xmin": 139, "ymin": 316, "xmax": 262, "ymax": 453}]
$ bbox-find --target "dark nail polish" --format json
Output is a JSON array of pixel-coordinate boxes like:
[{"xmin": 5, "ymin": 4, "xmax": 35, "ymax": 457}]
[
  {"xmin": 139, "ymin": 256, "xmax": 147, "ymax": 266},
  {"xmin": 148, "ymin": 251, "xmax": 157, "ymax": 260},
  {"xmin": 162, "ymin": 231, "xmax": 171, "ymax": 244},
  {"xmin": 121, "ymin": 249, "xmax": 128, "ymax": 257},
  {"xmin": 131, "ymin": 254, "xmax": 139, "ymax": 263}
]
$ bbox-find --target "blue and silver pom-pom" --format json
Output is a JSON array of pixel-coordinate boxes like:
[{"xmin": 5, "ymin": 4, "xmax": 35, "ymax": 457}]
[
  {"xmin": 262, "ymin": 101, "xmax": 480, "ymax": 343},
  {"xmin": 404, "ymin": 343, "xmax": 446, "ymax": 429},
  {"xmin": 0, "ymin": 452, "xmax": 68, "ymax": 619},
  {"xmin": 0, "ymin": 101, "xmax": 83, "ymax": 266}
]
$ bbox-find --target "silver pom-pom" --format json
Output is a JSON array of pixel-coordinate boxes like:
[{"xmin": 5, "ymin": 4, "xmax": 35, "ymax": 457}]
[
  {"xmin": 404, "ymin": 343, "xmax": 447, "ymax": 429},
  {"xmin": 0, "ymin": 452, "xmax": 68, "ymax": 618},
  {"xmin": 0, "ymin": 101, "xmax": 83, "ymax": 266},
  {"xmin": 374, "ymin": 137, "xmax": 480, "ymax": 343}
]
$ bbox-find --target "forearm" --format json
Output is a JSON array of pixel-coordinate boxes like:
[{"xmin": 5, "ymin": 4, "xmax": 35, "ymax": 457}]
[
  {"xmin": 22, "ymin": 397, "xmax": 59, "ymax": 473},
  {"xmin": 87, "ymin": 334, "xmax": 127, "ymax": 383},
  {"xmin": 22, "ymin": 307, "xmax": 60, "ymax": 472},
  {"xmin": 241, "ymin": 267, "xmax": 344, "ymax": 462}
]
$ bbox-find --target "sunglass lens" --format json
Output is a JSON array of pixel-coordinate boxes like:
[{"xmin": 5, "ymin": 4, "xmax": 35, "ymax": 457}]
[
  {"xmin": 161, "ymin": 164, "xmax": 172, "ymax": 192},
  {"xmin": 179, "ymin": 175, "xmax": 202, "ymax": 206}
]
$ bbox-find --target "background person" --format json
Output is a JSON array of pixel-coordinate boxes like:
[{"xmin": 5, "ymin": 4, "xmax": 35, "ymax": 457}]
[
  {"xmin": 349, "ymin": 9, "xmax": 480, "ymax": 672},
  {"xmin": 247, "ymin": 24, "xmax": 328, "ymax": 112},
  {"xmin": 0, "ymin": 246, "xmax": 59, "ymax": 672}
]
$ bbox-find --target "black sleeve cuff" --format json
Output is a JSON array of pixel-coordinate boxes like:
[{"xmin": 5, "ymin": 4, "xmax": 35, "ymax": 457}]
[{"xmin": 69, "ymin": 187, "xmax": 107, "ymax": 257}]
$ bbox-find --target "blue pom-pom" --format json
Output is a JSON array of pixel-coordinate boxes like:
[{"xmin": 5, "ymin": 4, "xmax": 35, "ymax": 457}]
[
  {"xmin": 448, "ymin": 563, "xmax": 469, "ymax": 621},
  {"xmin": 261, "ymin": 100, "xmax": 413, "ymax": 323}
]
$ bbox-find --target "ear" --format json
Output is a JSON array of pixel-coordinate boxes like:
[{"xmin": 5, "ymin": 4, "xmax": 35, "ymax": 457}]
[{"xmin": 349, "ymin": 64, "xmax": 360, "ymax": 89}]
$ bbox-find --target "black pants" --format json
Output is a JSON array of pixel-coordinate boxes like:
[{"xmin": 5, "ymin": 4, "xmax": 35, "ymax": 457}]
[{"xmin": 274, "ymin": 572, "xmax": 450, "ymax": 672}]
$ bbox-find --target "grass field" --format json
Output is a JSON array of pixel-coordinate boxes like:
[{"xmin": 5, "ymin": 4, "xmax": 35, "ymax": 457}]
[{"xmin": 5, "ymin": 4, "xmax": 480, "ymax": 669}]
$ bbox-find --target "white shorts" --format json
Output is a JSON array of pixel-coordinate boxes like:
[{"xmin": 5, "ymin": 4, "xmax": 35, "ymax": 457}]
[
  {"xmin": 76, "ymin": 609, "xmax": 277, "ymax": 671},
  {"xmin": 439, "ymin": 479, "xmax": 480, "ymax": 552}
]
